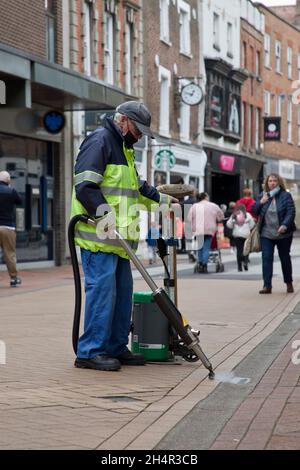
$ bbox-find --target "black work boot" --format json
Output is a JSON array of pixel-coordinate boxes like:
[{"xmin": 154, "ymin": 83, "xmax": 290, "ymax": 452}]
[
  {"xmin": 116, "ymin": 350, "xmax": 146, "ymax": 365},
  {"xmin": 75, "ymin": 355, "xmax": 121, "ymax": 371},
  {"xmin": 202, "ymin": 264, "xmax": 208, "ymax": 273}
]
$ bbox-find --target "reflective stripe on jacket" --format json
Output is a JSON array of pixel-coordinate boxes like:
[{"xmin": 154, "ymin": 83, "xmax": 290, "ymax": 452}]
[{"xmin": 71, "ymin": 117, "xmax": 168, "ymax": 258}]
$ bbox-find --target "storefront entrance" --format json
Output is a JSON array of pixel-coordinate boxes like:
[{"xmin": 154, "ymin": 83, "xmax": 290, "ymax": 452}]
[
  {"xmin": 211, "ymin": 172, "xmax": 240, "ymax": 206},
  {"xmin": 0, "ymin": 133, "xmax": 54, "ymax": 263}
]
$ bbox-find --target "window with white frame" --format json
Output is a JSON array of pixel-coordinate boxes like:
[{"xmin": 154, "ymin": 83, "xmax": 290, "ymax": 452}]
[
  {"xmin": 160, "ymin": 0, "xmax": 170, "ymax": 43},
  {"xmin": 264, "ymin": 90, "xmax": 270, "ymax": 116},
  {"xmin": 287, "ymin": 96, "xmax": 293, "ymax": 143},
  {"xmin": 83, "ymin": 1, "xmax": 93, "ymax": 75},
  {"xmin": 276, "ymin": 95, "xmax": 282, "ymax": 117},
  {"xmin": 159, "ymin": 66, "xmax": 171, "ymax": 136},
  {"xmin": 125, "ymin": 19, "xmax": 133, "ymax": 94},
  {"xmin": 227, "ymin": 22, "xmax": 233, "ymax": 57},
  {"xmin": 249, "ymin": 105, "xmax": 253, "ymax": 148},
  {"xmin": 179, "ymin": 81, "xmax": 191, "ymax": 142},
  {"xmin": 275, "ymin": 40, "xmax": 281, "ymax": 73},
  {"xmin": 179, "ymin": 1, "xmax": 191, "ymax": 55},
  {"xmin": 255, "ymin": 108, "xmax": 260, "ymax": 150},
  {"xmin": 256, "ymin": 50, "xmax": 261, "ymax": 76},
  {"xmin": 264, "ymin": 33, "xmax": 270, "ymax": 68},
  {"xmin": 104, "ymin": 12, "xmax": 114, "ymax": 85},
  {"xmin": 213, "ymin": 12, "xmax": 220, "ymax": 50},
  {"xmin": 287, "ymin": 47, "xmax": 293, "ymax": 80},
  {"xmin": 46, "ymin": 0, "xmax": 55, "ymax": 62},
  {"xmin": 298, "ymin": 53, "xmax": 300, "ymax": 80}
]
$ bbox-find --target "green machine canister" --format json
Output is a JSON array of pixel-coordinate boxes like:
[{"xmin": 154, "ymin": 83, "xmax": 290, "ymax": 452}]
[{"xmin": 131, "ymin": 292, "xmax": 170, "ymax": 361}]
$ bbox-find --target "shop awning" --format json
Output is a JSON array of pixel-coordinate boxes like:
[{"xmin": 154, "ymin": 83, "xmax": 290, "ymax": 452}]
[{"xmin": 0, "ymin": 43, "xmax": 134, "ymax": 111}]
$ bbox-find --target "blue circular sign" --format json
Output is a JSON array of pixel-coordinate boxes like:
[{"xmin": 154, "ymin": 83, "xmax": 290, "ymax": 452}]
[{"xmin": 43, "ymin": 111, "xmax": 65, "ymax": 134}]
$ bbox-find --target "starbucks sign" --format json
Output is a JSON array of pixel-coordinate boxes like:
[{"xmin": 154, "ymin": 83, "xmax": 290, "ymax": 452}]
[{"xmin": 154, "ymin": 149, "xmax": 176, "ymax": 170}]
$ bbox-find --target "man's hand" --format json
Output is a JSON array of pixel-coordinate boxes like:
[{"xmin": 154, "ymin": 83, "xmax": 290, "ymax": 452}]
[
  {"xmin": 260, "ymin": 193, "xmax": 269, "ymax": 205},
  {"xmin": 278, "ymin": 225, "xmax": 287, "ymax": 234}
]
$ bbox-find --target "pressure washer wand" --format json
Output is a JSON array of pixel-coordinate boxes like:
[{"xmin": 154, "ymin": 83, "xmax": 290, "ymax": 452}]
[
  {"xmin": 69, "ymin": 215, "xmax": 214, "ymax": 379},
  {"xmin": 114, "ymin": 228, "xmax": 214, "ymax": 379}
]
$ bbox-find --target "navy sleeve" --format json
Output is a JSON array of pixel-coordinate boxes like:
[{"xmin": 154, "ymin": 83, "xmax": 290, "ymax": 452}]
[
  {"xmin": 282, "ymin": 193, "xmax": 296, "ymax": 229},
  {"xmin": 74, "ymin": 133, "xmax": 111, "ymax": 217},
  {"xmin": 13, "ymin": 189, "xmax": 22, "ymax": 205},
  {"xmin": 138, "ymin": 180, "xmax": 160, "ymax": 204}
]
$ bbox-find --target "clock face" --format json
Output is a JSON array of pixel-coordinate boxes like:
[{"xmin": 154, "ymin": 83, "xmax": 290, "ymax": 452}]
[{"xmin": 181, "ymin": 83, "xmax": 203, "ymax": 106}]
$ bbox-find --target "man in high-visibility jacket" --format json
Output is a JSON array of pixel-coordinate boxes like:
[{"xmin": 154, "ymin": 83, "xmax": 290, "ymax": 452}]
[{"xmin": 71, "ymin": 101, "xmax": 176, "ymax": 371}]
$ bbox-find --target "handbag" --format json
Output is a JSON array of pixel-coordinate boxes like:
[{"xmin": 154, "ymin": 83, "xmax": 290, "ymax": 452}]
[{"xmin": 243, "ymin": 220, "xmax": 261, "ymax": 256}]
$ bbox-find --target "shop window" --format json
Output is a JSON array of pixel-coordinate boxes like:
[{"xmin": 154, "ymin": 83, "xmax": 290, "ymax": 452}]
[{"xmin": 207, "ymin": 85, "xmax": 224, "ymax": 130}]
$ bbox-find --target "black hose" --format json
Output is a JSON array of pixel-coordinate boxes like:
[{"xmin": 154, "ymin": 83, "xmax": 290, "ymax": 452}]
[{"xmin": 68, "ymin": 215, "xmax": 90, "ymax": 354}]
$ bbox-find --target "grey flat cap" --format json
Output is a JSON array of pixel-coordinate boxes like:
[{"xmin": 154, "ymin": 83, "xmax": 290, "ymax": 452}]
[{"xmin": 116, "ymin": 101, "xmax": 154, "ymax": 138}]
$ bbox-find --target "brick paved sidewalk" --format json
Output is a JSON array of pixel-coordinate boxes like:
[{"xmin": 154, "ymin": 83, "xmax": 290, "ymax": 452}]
[
  {"xmin": 210, "ymin": 328, "xmax": 300, "ymax": 450},
  {"xmin": 1, "ymin": 263, "xmax": 300, "ymax": 449}
]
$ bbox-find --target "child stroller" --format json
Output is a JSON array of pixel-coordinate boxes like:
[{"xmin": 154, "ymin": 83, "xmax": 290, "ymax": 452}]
[{"xmin": 194, "ymin": 232, "xmax": 225, "ymax": 273}]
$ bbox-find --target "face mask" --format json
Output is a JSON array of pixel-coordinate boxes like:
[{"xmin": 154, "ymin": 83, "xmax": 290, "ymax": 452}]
[
  {"xmin": 123, "ymin": 131, "xmax": 138, "ymax": 148},
  {"xmin": 268, "ymin": 186, "xmax": 281, "ymax": 198}
]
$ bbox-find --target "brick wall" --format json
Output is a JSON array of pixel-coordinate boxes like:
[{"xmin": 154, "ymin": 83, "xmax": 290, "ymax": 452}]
[
  {"xmin": 0, "ymin": 0, "xmax": 63, "ymax": 64},
  {"xmin": 70, "ymin": 0, "xmax": 142, "ymax": 96},
  {"xmin": 143, "ymin": 0, "xmax": 200, "ymax": 140},
  {"xmin": 259, "ymin": 6, "xmax": 300, "ymax": 161},
  {"xmin": 241, "ymin": 19, "xmax": 264, "ymax": 154}
]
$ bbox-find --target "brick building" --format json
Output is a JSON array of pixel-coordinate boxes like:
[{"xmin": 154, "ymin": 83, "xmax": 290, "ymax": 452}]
[
  {"xmin": 240, "ymin": 4, "xmax": 265, "ymax": 196},
  {"xmin": 142, "ymin": 0, "xmax": 207, "ymax": 193},
  {"xmin": 256, "ymin": 3, "xmax": 300, "ymax": 225},
  {"xmin": 0, "ymin": 0, "xmax": 139, "ymax": 267}
]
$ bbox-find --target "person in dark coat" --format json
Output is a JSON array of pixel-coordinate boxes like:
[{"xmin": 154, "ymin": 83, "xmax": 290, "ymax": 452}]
[
  {"xmin": 252, "ymin": 173, "xmax": 296, "ymax": 295},
  {"xmin": 0, "ymin": 171, "xmax": 22, "ymax": 287}
]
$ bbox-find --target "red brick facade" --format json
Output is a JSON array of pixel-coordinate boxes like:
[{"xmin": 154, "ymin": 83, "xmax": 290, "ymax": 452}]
[
  {"xmin": 259, "ymin": 5, "xmax": 300, "ymax": 162},
  {"xmin": 0, "ymin": 0, "xmax": 63, "ymax": 64},
  {"xmin": 241, "ymin": 18, "xmax": 264, "ymax": 155},
  {"xmin": 70, "ymin": 0, "xmax": 142, "ymax": 96},
  {"xmin": 143, "ymin": 0, "xmax": 200, "ymax": 140}
]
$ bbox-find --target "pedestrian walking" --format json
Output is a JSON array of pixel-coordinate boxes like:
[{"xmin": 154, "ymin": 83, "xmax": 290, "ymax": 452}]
[
  {"xmin": 187, "ymin": 192, "xmax": 224, "ymax": 273},
  {"xmin": 71, "ymin": 101, "xmax": 177, "ymax": 371},
  {"xmin": 252, "ymin": 173, "xmax": 296, "ymax": 294},
  {"xmin": 226, "ymin": 204, "xmax": 255, "ymax": 272},
  {"xmin": 224, "ymin": 201, "xmax": 236, "ymax": 253},
  {"xmin": 236, "ymin": 188, "xmax": 256, "ymax": 218},
  {"xmin": 146, "ymin": 221, "xmax": 160, "ymax": 265},
  {"xmin": 0, "ymin": 171, "xmax": 22, "ymax": 287}
]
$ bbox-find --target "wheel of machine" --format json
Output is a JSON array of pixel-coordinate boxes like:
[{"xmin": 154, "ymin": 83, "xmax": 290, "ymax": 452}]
[
  {"xmin": 216, "ymin": 264, "xmax": 220, "ymax": 273},
  {"xmin": 182, "ymin": 353, "xmax": 200, "ymax": 362}
]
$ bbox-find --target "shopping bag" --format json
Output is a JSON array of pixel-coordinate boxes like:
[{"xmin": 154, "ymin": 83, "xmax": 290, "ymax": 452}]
[{"xmin": 243, "ymin": 221, "xmax": 261, "ymax": 256}]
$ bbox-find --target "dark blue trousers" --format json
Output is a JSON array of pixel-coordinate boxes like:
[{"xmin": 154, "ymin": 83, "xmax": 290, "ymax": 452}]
[{"xmin": 260, "ymin": 236, "xmax": 293, "ymax": 289}]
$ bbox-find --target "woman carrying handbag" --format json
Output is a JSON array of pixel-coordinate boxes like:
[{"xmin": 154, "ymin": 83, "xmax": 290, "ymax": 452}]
[{"xmin": 252, "ymin": 174, "xmax": 296, "ymax": 294}]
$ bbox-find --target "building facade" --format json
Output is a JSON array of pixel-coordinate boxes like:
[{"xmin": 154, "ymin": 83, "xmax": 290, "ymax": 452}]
[
  {"xmin": 0, "ymin": 0, "xmax": 140, "ymax": 266},
  {"xmin": 257, "ymin": 3, "xmax": 300, "ymax": 226},
  {"xmin": 198, "ymin": 0, "xmax": 266, "ymax": 206},
  {"xmin": 143, "ymin": 0, "xmax": 206, "ymax": 195}
]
